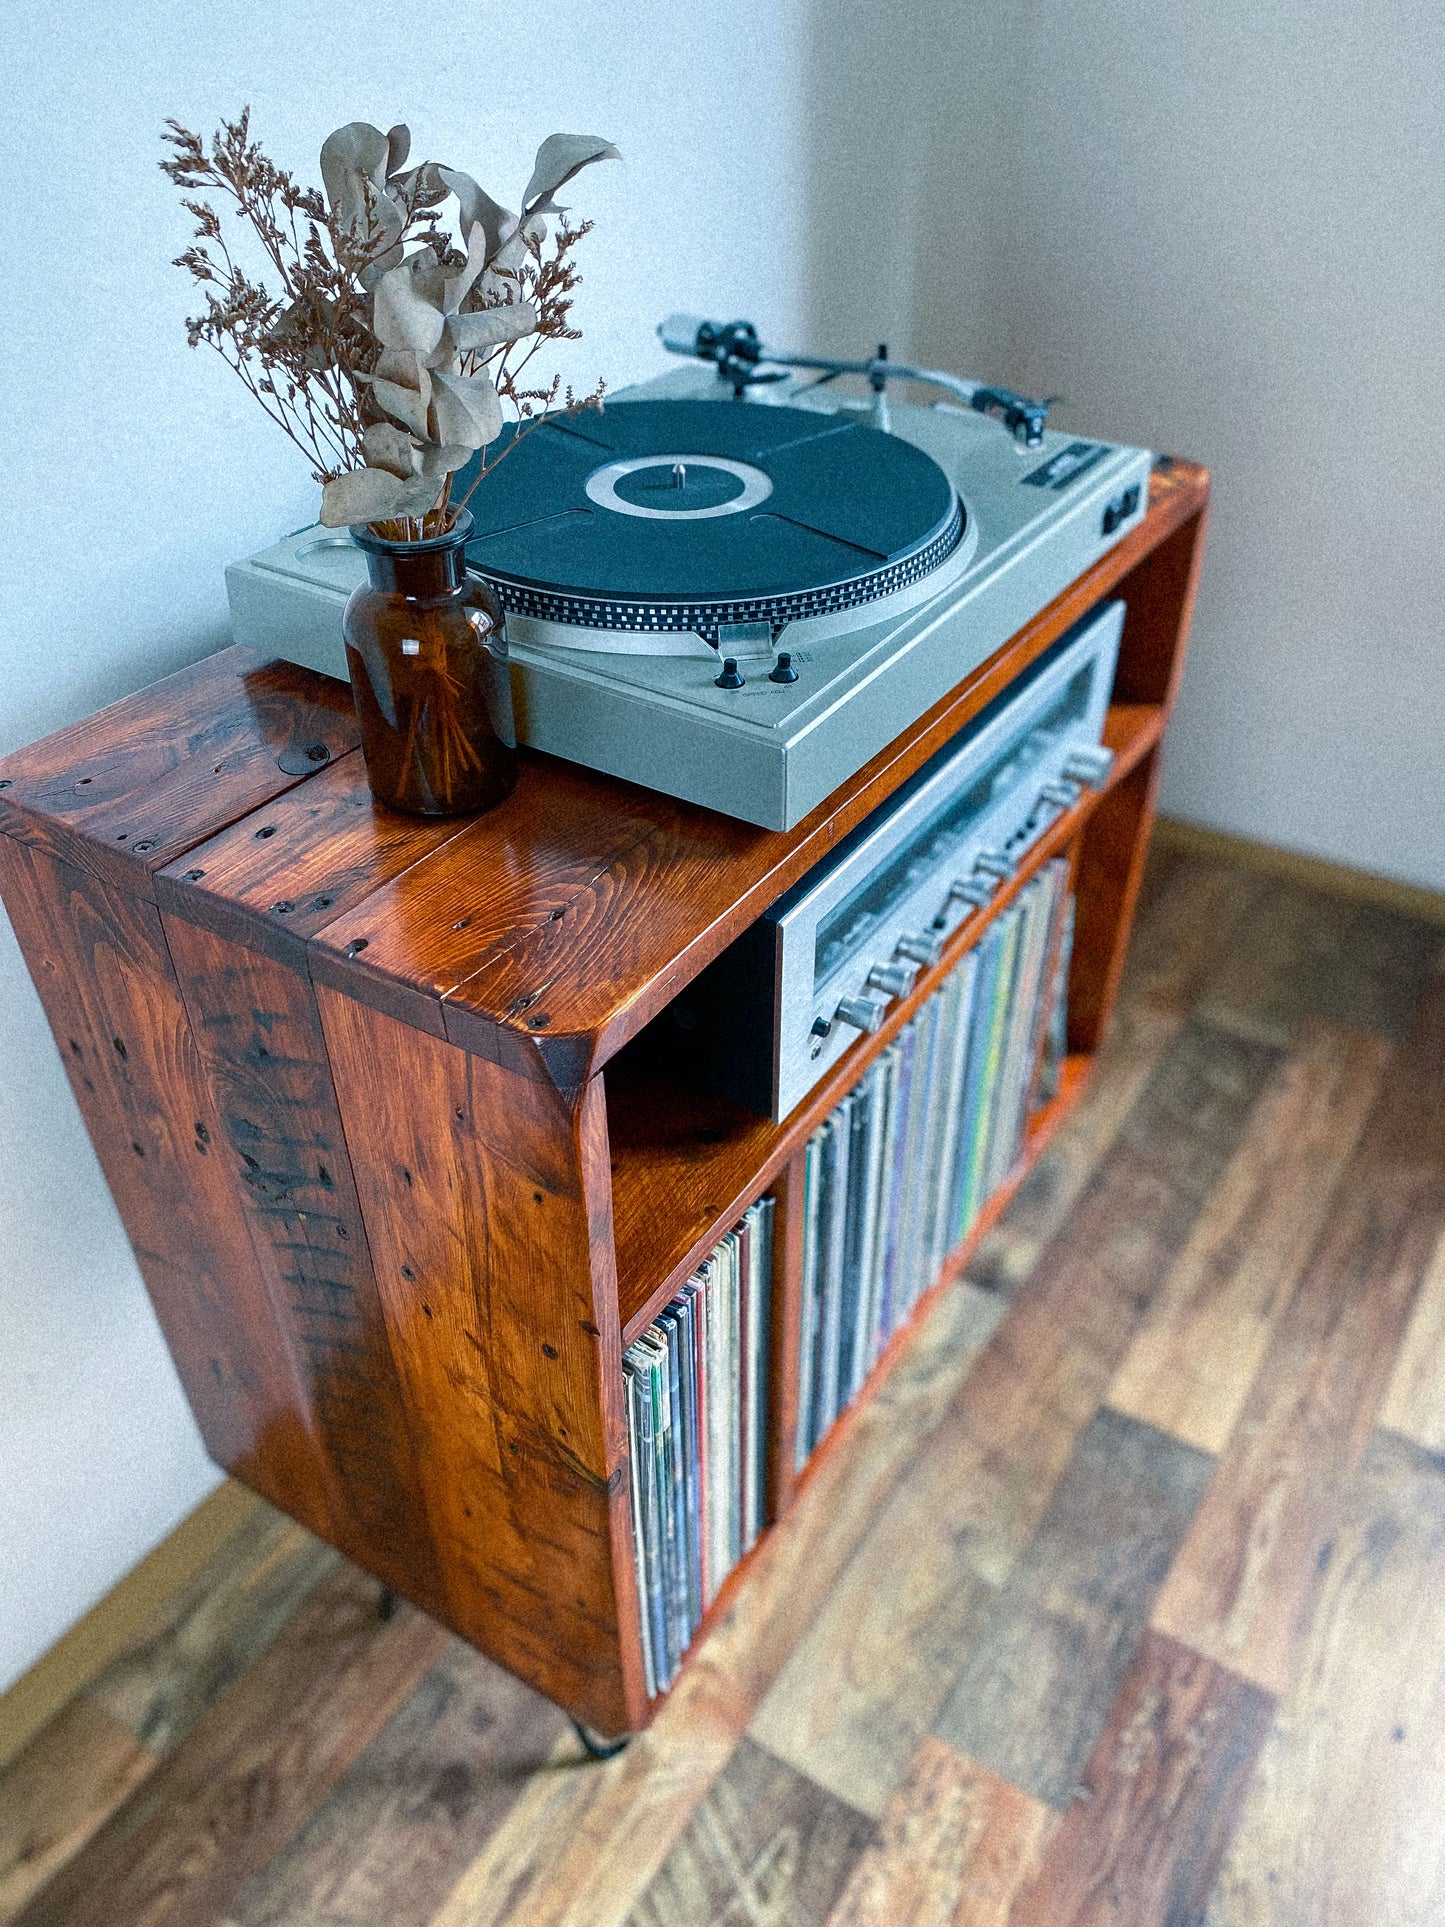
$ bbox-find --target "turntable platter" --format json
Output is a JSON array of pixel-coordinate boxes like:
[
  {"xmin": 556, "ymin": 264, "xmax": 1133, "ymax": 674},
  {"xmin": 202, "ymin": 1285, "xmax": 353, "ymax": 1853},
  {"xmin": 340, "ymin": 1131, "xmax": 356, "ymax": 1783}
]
[{"xmin": 457, "ymin": 400, "xmax": 965, "ymax": 645}]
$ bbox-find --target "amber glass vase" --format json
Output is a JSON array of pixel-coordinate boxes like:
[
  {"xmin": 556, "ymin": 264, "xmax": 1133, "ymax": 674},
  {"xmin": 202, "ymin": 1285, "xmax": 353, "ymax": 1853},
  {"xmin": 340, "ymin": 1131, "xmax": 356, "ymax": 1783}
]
[{"xmin": 344, "ymin": 510, "xmax": 519, "ymax": 816}]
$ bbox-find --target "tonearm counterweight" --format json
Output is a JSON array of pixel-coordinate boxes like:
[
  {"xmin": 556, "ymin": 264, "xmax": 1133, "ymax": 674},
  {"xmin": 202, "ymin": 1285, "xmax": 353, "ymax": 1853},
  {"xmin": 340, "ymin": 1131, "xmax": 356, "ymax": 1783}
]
[{"xmin": 658, "ymin": 313, "xmax": 1052, "ymax": 449}]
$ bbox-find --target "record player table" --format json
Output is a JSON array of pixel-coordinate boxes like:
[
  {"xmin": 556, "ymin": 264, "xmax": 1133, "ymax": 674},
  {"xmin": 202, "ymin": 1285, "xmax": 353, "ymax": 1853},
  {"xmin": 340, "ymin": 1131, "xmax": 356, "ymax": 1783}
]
[{"xmin": 0, "ymin": 459, "xmax": 1208, "ymax": 1737}]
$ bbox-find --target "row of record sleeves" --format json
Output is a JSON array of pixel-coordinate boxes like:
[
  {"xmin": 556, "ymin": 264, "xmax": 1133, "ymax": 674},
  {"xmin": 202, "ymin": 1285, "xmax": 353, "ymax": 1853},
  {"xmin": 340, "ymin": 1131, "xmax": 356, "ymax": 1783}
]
[
  {"xmin": 796, "ymin": 859, "xmax": 1073, "ymax": 1467},
  {"xmin": 622, "ymin": 1197, "xmax": 774, "ymax": 1697}
]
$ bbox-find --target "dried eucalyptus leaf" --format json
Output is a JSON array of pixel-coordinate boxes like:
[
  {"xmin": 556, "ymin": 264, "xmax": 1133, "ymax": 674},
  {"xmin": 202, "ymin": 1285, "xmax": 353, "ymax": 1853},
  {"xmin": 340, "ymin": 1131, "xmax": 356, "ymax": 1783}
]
[
  {"xmin": 443, "ymin": 220, "xmax": 491, "ymax": 316},
  {"xmin": 417, "ymin": 440, "xmax": 474, "ymax": 477},
  {"xmin": 430, "ymin": 367, "xmax": 502, "ymax": 449},
  {"xmin": 521, "ymin": 133, "xmax": 619, "ymax": 215},
  {"xmin": 362, "ymin": 420, "xmax": 418, "ymax": 478},
  {"xmin": 372, "ymin": 369, "xmax": 432, "ymax": 436},
  {"xmin": 320, "ymin": 465, "xmax": 408, "ymax": 526},
  {"xmin": 373, "ymin": 257, "xmax": 446, "ymax": 354},
  {"xmin": 320, "ymin": 122, "xmax": 404, "ymax": 245},
  {"xmin": 422, "ymin": 334, "xmax": 462, "ymax": 374},
  {"xmin": 449, "ymin": 301, "xmax": 538, "ymax": 351},
  {"xmin": 437, "ymin": 166, "xmax": 515, "ymax": 263},
  {"xmin": 393, "ymin": 159, "xmax": 451, "ymax": 208},
  {"xmin": 389, "ymin": 469, "xmax": 446, "ymax": 516},
  {"xmin": 384, "ymin": 123, "xmax": 410, "ymax": 178},
  {"xmin": 371, "ymin": 346, "xmax": 419, "ymax": 386}
]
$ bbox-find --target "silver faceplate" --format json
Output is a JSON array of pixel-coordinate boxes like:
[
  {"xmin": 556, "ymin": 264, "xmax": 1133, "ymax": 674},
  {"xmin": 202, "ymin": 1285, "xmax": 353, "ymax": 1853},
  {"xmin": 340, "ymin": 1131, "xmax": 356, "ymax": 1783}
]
[{"xmin": 765, "ymin": 601, "xmax": 1123, "ymax": 1120}]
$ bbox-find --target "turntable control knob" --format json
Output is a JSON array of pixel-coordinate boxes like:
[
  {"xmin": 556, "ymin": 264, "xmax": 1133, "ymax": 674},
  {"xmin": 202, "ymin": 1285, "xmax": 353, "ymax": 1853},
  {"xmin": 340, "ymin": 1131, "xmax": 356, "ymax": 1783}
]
[
  {"xmin": 1063, "ymin": 744, "xmax": 1115, "ymax": 787},
  {"xmin": 951, "ymin": 875, "xmax": 995, "ymax": 909},
  {"xmin": 834, "ymin": 994, "xmax": 887, "ymax": 1035},
  {"xmin": 714, "ymin": 657, "xmax": 746, "ymax": 690},
  {"xmin": 866, "ymin": 961, "xmax": 916, "ymax": 999},
  {"xmin": 974, "ymin": 850, "xmax": 1016, "ymax": 882},
  {"xmin": 1040, "ymin": 778, "xmax": 1081, "ymax": 809},
  {"xmin": 769, "ymin": 652, "xmax": 799, "ymax": 684},
  {"xmin": 896, "ymin": 932, "xmax": 943, "ymax": 968}
]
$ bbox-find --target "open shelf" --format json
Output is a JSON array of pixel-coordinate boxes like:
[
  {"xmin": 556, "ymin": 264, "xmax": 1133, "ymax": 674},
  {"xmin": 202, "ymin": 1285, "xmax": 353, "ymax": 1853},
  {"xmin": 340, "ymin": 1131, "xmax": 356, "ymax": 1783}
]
[
  {"xmin": 635, "ymin": 1050, "xmax": 1092, "ymax": 1706},
  {"xmin": 609, "ymin": 704, "xmax": 1162, "ymax": 1340}
]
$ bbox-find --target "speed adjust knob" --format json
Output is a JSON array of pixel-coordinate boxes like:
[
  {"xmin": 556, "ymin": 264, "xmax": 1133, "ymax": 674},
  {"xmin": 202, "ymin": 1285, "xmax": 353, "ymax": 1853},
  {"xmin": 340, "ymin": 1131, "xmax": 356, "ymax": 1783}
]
[{"xmin": 834, "ymin": 994, "xmax": 887, "ymax": 1034}]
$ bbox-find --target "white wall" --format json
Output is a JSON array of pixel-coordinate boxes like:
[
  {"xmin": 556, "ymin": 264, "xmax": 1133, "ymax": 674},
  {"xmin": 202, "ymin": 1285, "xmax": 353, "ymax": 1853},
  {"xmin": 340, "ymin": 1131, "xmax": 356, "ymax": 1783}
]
[
  {"xmin": 900, "ymin": 0, "xmax": 1445, "ymax": 890},
  {"xmin": 0, "ymin": 0, "xmax": 810, "ymax": 1693}
]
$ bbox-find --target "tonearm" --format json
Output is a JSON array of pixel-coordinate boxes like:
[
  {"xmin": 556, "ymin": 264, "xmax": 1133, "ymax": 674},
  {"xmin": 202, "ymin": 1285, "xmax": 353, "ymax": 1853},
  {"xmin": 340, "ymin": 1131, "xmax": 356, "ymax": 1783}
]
[{"xmin": 658, "ymin": 314, "xmax": 1051, "ymax": 450}]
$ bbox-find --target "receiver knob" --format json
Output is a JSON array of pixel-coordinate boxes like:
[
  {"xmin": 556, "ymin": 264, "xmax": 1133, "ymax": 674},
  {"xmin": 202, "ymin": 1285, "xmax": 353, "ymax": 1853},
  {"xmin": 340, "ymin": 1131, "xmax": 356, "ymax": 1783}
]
[
  {"xmin": 867, "ymin": 961, "xmax": 916, "ymax": 999},
  {"xmin": 896, "ymin": 931, "xmax": 942, "ymax": 968},
  {"xmin": 1063, "ymin": 744, "xmax": 1115, "ymax": 787},
  {"xmin": 973, "ymin": 850, "xmax": 1016, "ymax": 882},
  {"xmin": 1040, "ymin": 778, "xmax": 1081, "ymax": 808},
  {"xmin": 950, "ymin": 875, "xmax": 995, "ymax": 909},
  {"xmin": 834, "ymin": 994, "xmax": 886, "ymax": 1034}
]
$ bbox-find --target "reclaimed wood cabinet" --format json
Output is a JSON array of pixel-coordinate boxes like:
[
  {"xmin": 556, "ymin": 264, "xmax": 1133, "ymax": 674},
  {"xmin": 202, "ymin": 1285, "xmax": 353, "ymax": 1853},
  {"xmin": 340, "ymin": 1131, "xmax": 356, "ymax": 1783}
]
[{"xmin": 0, "ymin": 460, "xmax": 1208, "ymax": 1738}]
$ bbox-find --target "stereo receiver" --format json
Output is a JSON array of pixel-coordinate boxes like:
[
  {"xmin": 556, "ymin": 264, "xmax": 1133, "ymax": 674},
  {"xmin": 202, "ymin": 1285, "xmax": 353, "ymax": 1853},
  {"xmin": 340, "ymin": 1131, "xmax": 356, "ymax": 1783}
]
[{"xmin": 669, "ymin": 600, "xmax": 1123, "ymax": 1121}]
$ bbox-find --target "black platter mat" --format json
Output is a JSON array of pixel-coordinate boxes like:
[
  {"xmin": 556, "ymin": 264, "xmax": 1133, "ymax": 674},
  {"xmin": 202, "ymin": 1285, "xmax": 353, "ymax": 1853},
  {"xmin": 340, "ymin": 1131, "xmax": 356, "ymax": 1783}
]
[{"xmin": 455, "ymin": 400, "xmax": 964, "ymax": 642}]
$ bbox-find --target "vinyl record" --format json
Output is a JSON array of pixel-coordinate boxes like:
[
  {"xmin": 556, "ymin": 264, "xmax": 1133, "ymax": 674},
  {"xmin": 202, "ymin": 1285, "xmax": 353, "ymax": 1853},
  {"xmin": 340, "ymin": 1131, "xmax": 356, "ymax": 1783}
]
[{"xmin": 457, "ymin": 399, "xmax": 965, "ymax": 645}]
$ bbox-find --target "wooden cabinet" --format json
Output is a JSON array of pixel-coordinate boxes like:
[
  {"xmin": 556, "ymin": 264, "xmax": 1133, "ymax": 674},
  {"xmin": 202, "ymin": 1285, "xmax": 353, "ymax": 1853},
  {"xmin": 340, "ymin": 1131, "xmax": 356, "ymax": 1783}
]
[{"xmin": 0, "ymin": 461, "xmax": 1208, "ymax": 1739}]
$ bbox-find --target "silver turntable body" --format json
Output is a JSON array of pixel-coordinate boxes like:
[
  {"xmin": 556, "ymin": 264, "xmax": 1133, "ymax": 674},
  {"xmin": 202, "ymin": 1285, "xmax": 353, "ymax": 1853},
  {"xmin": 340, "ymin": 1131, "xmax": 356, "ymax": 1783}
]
[{"xmin": 226, "ymin": 358, "xmax": 1150, "ymax": 830}]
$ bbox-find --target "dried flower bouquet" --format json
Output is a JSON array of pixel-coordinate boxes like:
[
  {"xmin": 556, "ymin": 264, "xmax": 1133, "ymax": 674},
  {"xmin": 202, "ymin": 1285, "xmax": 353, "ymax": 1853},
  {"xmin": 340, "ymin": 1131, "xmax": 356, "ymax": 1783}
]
[{"xmin": 161, "ymin": 112, "xmax": 618, "ymax": 539}]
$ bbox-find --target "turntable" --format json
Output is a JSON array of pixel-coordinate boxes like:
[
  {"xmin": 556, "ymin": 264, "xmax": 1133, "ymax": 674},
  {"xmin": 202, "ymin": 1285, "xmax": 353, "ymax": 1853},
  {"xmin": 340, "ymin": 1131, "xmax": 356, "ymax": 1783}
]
[{"xmin": 226, "ymin": 320, "xmax": 1151, "ymax": 829}]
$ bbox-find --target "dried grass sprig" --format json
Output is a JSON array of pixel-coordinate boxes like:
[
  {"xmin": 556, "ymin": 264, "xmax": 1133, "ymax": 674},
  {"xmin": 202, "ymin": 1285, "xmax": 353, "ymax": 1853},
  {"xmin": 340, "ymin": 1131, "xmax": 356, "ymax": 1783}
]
[{"xmin": 161, "ymin": 112, "xmax": 617, "ymax": 538}]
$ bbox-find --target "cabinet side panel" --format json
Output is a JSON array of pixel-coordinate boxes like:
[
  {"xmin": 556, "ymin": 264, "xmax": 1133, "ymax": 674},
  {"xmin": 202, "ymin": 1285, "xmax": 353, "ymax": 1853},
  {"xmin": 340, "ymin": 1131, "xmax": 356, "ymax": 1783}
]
[
  {"xmin": 315, "ymin": 984, "xmax": 638, "ymax": 1733},
  {"xmin": 0, "ymin": 837, "xmax": 341, "ymax": 1536},
  {"xmin": 160, "ymin": 913, "xmax": 448, "ymax": 1613},
  {"xmin": 1112, "ymin": 503, "xmax": 1208, "ymax": 709},
  {"xmin": 1069, "ymin": 747, "xmax": 1162, "ymax": 1053}
]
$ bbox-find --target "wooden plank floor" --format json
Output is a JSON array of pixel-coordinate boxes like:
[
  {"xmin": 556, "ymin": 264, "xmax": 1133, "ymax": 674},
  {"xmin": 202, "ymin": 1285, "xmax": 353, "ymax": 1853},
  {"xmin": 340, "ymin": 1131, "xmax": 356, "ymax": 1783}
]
[{"xmin": 5, "ymin": 841, "xmax": 1445, "ymax": 1927}]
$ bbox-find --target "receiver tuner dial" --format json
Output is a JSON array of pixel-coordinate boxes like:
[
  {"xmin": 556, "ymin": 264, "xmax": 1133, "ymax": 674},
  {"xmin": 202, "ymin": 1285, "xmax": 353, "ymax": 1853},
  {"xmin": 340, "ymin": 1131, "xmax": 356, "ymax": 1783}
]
[
  {"xmin": 896, "ymin": 931, "xmax": 942, "ymax": 968},
  {"xmin": 834, "ymin": 994, "xmax": 886, "ymax": 1035},
  {"xmin": 867, "ymin": 961, "xmax": 916, "ymax": 999}
]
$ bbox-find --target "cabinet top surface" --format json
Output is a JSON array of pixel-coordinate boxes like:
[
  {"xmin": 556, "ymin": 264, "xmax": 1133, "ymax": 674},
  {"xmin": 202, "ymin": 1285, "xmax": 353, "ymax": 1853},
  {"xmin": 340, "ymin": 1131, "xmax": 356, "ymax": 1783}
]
[{"xmin": 0, "ymin": 463, "xmax": 1207, "ymax": 1094}]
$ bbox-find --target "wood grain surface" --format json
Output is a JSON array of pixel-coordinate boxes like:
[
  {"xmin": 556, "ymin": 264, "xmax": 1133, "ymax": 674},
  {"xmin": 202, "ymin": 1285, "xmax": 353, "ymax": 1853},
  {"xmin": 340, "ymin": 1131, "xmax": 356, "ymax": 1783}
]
[
  {"xmin": 934, "ymin": 1410, "xmax": 1212, "ymax": 1809},
  {"xmin": 0, "ymin": 837, "xmax": 343, "ymax": 1541},
  {"xmin": 314, "ymin": 987, "xmax": 642, "ymax": 1736},
  {"xmin": 227, "ymin": 1639, "xmax": 565, "ymax": 1927},
  {"xmin": 0, "ymin": 648, "xmax": 356, "ymax": 898},
  {"xmin": 1109, "ymin": 1017, "xmax": 1390, "ymax": 1454},
  {"xmin": 1378, "ymin": 1225, "xmax": 1445, "ymax": 1453},
  {"xmin": 825, "ymin": 1737, "xmax": 1052, "ymax": 1927},
  {"xmin": 1203, "ymin": 1430, "xmax": 1445, "ymax": 1926},
  {"xmin": 1151, "ymin": 965, "xmax": 1445, "ymax": 1695},
  {"xmin": 1010, "ymin": 1630, "xmax": 1272, "ymax": 1927},
  {"xmin": 84, "ymin": 1506, "xmax": 338, "ymax": 1759},
  {"xmin": 0, "ymin": 1702, "xmax": 156, "ymax": 1926},
  {"xmin": 749, "ymin": 1289, "xmax": 1007, "ymax": 1819},
  {"xmin": 628, "ymin": 1737, "xmax": 875, "ymax": 1927},
  {"xmin": 12, "ymin": 1569, "xmax": 446, "ymax": 1927}
]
